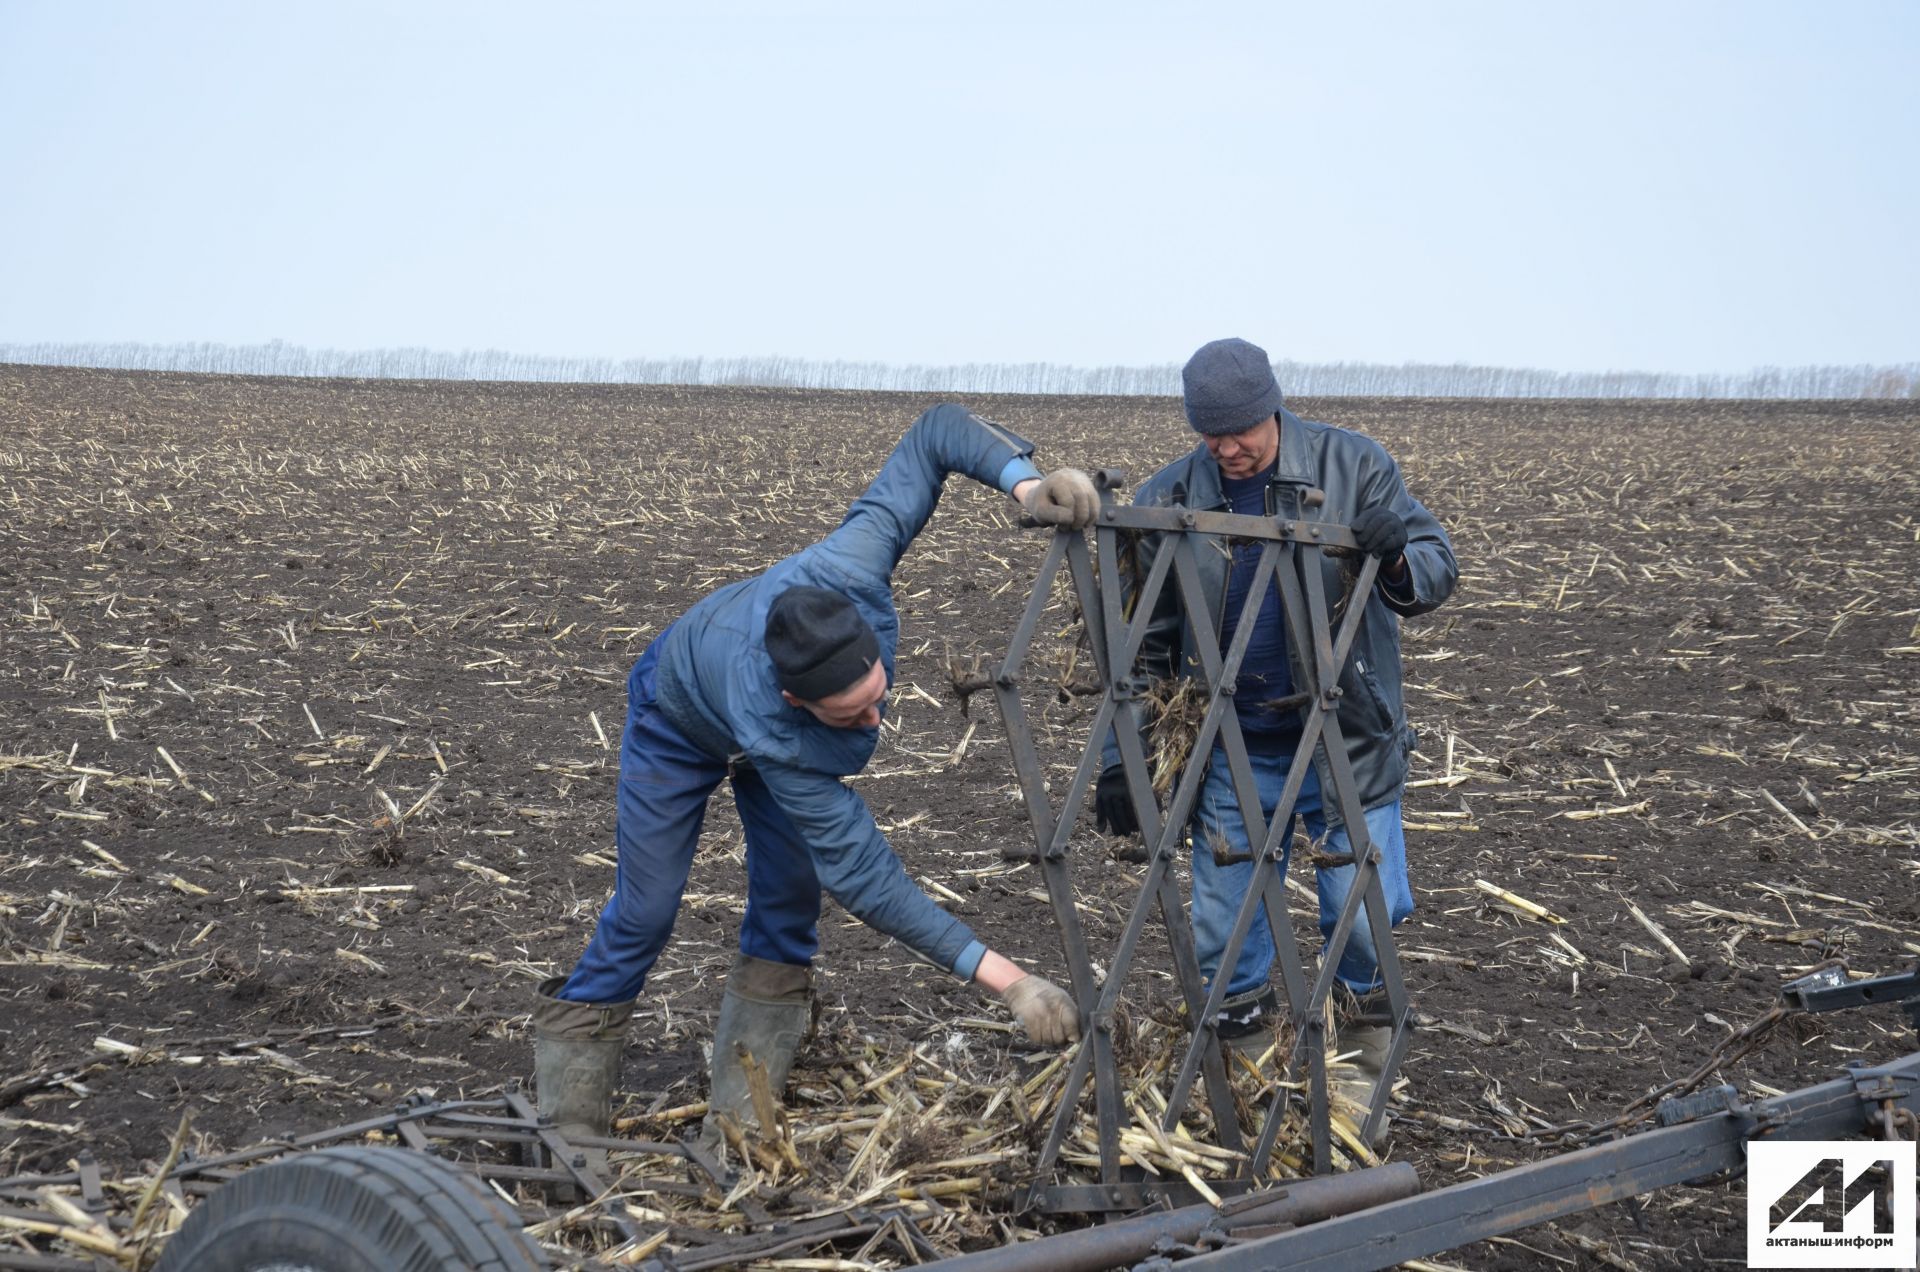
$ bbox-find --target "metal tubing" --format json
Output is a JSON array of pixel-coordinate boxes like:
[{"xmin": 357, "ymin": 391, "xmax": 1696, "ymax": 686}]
[
  {"xmin": 1169, "ymin": 1051, "xmax": 1920, "ymax": 1272},
  {"xmin": 933, "ymin": 1165, "xmax": 1418, "ymax": 1272}
]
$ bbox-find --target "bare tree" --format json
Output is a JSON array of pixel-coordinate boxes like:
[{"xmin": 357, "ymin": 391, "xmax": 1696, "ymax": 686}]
[{"xmin": 1, "ymin": 340, "xmax": 1913, "ymax": 400}]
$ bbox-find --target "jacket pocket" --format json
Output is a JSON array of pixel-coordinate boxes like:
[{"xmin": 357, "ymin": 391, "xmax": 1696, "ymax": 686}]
[{"xmin": 1350, "ymin": 657, "xmax": 1397, "ymax": 733}]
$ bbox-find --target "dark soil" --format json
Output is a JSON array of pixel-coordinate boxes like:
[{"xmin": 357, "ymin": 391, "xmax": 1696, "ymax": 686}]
[{"xmin": 2, "ymin": 365, "xmax": 1916, "ymax": 1268}]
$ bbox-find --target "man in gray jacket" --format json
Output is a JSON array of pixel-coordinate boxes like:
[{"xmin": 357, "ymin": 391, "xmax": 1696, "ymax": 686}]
[
  {"xmin": 1094, "ymin": 339, "xmax": 1457, "ymax": 1129},
  {"xmin": 534, "ymin": 404, "xmax": 1097, "ymax": 1162}
]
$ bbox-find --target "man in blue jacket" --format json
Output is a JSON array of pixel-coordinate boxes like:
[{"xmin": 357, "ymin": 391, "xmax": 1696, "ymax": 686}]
[
  {"xmin": 533, "ymin": 404, "xmax": 1098, "ymax": 1156},
  {"xmin": 1094, "ymin": 339, "xmax": 1457, "ymax": 1139}
]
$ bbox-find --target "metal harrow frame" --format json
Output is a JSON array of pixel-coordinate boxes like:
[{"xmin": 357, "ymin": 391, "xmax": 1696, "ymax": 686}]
[{"xmin": 993, "ymin": 470, "xmax": 1412, "ymax": 1209}]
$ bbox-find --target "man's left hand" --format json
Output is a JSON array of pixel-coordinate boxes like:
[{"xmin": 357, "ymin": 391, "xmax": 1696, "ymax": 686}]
[
  {"xmin": 1350, "ymin": 506, "xmax": 1408, "ymax": 561},
  {"xmin": 1022, "ymin": 469, "xmax": 1099, "ymax": 529},
  {"xmin": 1001, "ymin": 973, "xmax": 1081, "ymax": 1044}
]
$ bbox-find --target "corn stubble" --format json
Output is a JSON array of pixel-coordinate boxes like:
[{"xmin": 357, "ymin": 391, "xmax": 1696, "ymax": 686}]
[{"xmin": 1, "ymin": 368, "xmax": 1916, "ymax": 1267}]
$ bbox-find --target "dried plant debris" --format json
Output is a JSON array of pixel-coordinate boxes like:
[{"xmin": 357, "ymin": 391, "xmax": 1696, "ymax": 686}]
[
  {"xmin": 0, "ymin": 1003, "xmax": 1381, "ymax": 1269},
  {"xmin": 1147, "ymin": 677, "xmax": 1211, "ymax": 798},
  {"xmin": 2, "ymin": 369, "xmax": 1916, "ymax": 1267}
]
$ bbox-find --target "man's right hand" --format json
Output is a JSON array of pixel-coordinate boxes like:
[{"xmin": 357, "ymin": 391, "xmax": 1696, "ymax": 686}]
[
  {"xmin": 1021, "ymin": 468, "xmax": 1100, "ymax": 529},
  {"xmin": 1093, "ymin": 764, "xmax": 1138, "ymax": 835}
]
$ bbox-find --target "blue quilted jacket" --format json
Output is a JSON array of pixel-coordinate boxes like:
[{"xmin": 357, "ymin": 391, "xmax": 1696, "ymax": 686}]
[{"xmin": 653, "ymin": 404, "xmax": 1039, "ymax": 978}]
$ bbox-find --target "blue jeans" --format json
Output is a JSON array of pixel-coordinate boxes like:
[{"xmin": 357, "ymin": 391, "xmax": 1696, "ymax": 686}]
[
  {"xmin": 1189, "ymin": 746, "xmax": 1414, "ymax": 996},
  {"xmin": 559, "ymin": 631, "xmax": 821, "ymax": 1003}
]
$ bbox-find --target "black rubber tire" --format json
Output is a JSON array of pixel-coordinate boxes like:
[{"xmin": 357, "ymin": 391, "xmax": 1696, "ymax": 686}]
[{"xmin": 153, "ymin": 1145, "xmax": 548, "ymax": 1272}]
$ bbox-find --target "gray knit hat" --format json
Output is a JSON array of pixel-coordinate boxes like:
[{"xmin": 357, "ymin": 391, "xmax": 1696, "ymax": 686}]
[{"xmin": 1182, "ymin": 338, "xmax": 1283, "ymax": 435}]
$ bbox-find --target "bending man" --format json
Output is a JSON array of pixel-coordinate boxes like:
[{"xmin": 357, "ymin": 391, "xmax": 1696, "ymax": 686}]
[{"xmin": 535, "ymin": 404, "xmax": 1097, "ymax": 1154}]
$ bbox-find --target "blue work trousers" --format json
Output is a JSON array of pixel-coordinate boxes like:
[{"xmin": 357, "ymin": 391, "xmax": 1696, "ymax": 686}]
[
  {"xmin": 1189, "ymin": 746, "xmax": 1414, "ymax": 996},
  {"xmin": 559, "ymin": 632, "xmax": 820, "ymax": 1003}
]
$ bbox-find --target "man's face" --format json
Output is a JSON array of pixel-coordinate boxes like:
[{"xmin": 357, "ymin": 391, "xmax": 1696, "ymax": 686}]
[
  {"xmin": 1204, "ymin": 414, "xmax": 1280, "ymax": 480},
  {"xmin": 784, "ymin": 658, "xmax": 889, "ymax": 729}
]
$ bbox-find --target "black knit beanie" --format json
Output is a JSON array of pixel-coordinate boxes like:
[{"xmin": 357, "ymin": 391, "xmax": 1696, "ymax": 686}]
[{"xmin": 765, "ymin": 586, "xmax": 881, "ymax": 701}]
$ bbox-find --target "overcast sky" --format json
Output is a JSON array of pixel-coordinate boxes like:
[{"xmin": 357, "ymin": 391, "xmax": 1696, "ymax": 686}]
[{"xmin": 1, "ymin": 1, "xmax": 1913, "ymax": 374}]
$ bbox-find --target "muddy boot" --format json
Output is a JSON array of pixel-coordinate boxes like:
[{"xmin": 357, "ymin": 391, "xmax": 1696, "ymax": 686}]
[
  {"xmin": 532, "ymin": 975, "xmax": 634, "ymax": 1179},
  {"xmin": 699, "ymin": 955, "xmax": 813, "ymax": 1153},
  {"xmin": 1334, "ymin": 989, "xmax": 1396, "ymax": 1148},
  {"xmin": 1214, "ymin": 985, "xmax": 1279, "ymax": 1053}
]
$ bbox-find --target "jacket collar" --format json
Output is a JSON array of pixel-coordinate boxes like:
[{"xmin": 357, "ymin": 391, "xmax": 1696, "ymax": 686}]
[
  {"xmin": 1272, "ymin": 406, "xmax": 1316, "ymax": 486},
  {"xmin": 1180, "ymin": 406, "xmax": 1315, "ymax": 509}
]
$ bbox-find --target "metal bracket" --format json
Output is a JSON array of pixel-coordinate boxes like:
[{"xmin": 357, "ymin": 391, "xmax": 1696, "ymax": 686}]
[
  {"xmin": 1654, "ymin": 1083, "xmax": 1751, "ymax": 1130},
  {"xmin": 1783, "ymin": 961, "xmax": 1920, "ymax": 1045},
  {"xmin": 1782, "ymin": 962, "xmax": 1920, "ymax": 1015},
  {"xmin": 1850, "ymin": 1062, "xmax": 1920, "ymax": 1140}
]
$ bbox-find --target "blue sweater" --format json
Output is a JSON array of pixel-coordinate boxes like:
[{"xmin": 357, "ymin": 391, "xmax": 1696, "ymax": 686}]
[
  {"xmin": 1218, "ymin": 464, "xmax": 1300, "ymax": 750},
  {"xmin": 653, "ymin": 404, "xmax": 1039, "ymax": 979}
]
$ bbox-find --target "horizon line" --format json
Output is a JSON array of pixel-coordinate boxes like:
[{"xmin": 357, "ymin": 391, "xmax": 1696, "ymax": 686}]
[{"xmin": 2, "ymin": 339, "xmax": 1915, "ymax": 402}]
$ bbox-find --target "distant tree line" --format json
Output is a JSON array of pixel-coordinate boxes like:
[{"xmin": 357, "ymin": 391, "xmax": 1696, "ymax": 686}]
[{"xmin": 1, "ymin": 339, "xmax": 1914, "ymax": 400}]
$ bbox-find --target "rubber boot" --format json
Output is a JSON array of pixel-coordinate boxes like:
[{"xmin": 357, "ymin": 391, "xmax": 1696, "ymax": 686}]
[
  {"xmin": 699, "ymin": 955, "xmax": 813, "ymax": 1153},
  {"xmin": 1214, "ymin": 984, "xmax": 1279, "ymax": 1053},
  {"xmin": 1334, "ymin": 988, "xmax": 1396, "ymax": 1148},
  {"xmin": 532, "ymin": 975, "xmax": 634, "ymax": 1178}
]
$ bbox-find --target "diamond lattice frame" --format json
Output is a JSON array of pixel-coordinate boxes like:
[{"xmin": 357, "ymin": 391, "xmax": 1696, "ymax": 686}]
[{"xmin": 989, "ymin": 474, "xmax": 1414, "ymax": 1208}]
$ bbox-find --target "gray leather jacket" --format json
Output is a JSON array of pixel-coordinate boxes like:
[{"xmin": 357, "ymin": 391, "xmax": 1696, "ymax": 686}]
[{"xmin": 1105, "ymin": 407, "xmax": 1458, "ymax": 825}]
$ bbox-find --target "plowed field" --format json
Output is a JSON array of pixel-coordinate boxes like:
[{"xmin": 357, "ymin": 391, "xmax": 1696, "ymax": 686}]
[{"xmin": 3, "ymin": 365, "xmax": 1916, "ymax": 1267}]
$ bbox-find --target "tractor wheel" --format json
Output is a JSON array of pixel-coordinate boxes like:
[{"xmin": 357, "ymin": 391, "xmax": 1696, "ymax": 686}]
[{"xmin": 153, "ymin": 1145, "xmax": 547, "ymax": 1271}]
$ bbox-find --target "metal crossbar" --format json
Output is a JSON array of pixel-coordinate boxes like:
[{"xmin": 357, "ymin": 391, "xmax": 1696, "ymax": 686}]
[{"xmin": 991, "ymin": 472, "xmax": 1413, "ymax": 1208}]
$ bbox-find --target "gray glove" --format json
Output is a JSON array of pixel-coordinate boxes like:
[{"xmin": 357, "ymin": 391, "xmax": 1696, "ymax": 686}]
[
  {"xmin": 1022, "ymin": 468, "xmax": 1099, "ymax": 529},
  {"xmin": 1001, "ymin": 973, "xmax": 1081, "ymax": 1044}
]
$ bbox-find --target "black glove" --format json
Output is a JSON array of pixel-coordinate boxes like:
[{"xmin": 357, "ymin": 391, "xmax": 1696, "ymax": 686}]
[
  {"xmin": 1093, "ymin": 764, "xmax": 1138, "ymax": 836},
  {"xmin": 1349, "ymin": 506, "xmax": 1408, "ymax": 560}
]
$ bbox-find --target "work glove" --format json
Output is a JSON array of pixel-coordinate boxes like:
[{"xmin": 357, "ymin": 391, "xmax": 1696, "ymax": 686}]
[
  {"xmin": 1001, "ymin": 973, "xmax": 1081, "ymax": 1045},
  {"xmin": 1022, "ymin": 468, "xmax": 1100, "ymax": 530},
  {"xmin": 1349, "ymin": 506, "xmax": 1409, "ymax": 561},
  {"xmin": 1093, "ymin": 763, "xmax": 1138, "ymax": 836}
]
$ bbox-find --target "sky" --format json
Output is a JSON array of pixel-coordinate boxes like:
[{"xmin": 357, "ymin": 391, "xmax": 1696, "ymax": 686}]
[{"xmin": 1, "ymin": 1, "xmax": 1914, "ymax": 375}]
